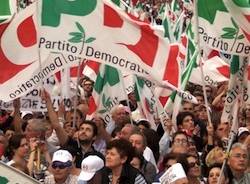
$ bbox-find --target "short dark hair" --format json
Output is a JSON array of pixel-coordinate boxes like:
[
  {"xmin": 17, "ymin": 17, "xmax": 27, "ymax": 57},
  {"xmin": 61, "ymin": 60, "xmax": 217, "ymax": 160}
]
[
  {"xmin": 106, "ymin": 139, "xmax": 135, "ymax": 164},
  {"xmin": 79, "ymin": 120, "xmax": 98, "ymax": 137},
  {"xmin": 137, "ymin": 120, "xmax": 151, "ymax": 129},
  {"xmin": 176, "ymin": 111, "xmax": 195, "ymax": 127},
  {"xmin": 7, "ymin": 134, "xmax": 26, "ymax": 160},
  {"xmin": 172, "ymin": 131, "xmax": 188, "ymax": 143}
]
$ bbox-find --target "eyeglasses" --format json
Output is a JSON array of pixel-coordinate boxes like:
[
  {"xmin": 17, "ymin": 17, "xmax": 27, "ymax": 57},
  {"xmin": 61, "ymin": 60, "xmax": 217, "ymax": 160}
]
[
  {"xmin": 188, "ymin": 161, "xmax": 200, "ymax": 168},
  {"xmin": 51, "ymin": 161, "xmax": 72, "ymax": 169},
  {"xmin": 174, "ymin": 139, "xmax": 188, "ymax": 145},
  {"xmin": 231, "ymin": 153, "xmax": 248, "ymax": 160}
]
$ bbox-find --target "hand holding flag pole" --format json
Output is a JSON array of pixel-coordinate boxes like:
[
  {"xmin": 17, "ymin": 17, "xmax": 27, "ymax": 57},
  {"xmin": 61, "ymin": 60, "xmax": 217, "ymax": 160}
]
[{"xmin": 193, "ymin": 0, "xmax": 213, "ymax": 127}]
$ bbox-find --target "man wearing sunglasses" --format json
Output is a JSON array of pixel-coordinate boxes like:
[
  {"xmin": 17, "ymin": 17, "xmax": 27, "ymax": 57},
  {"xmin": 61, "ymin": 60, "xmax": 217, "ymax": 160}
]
[{"xmin": 44, "ymin": 150, "xmax": 78, "ymax": 184}]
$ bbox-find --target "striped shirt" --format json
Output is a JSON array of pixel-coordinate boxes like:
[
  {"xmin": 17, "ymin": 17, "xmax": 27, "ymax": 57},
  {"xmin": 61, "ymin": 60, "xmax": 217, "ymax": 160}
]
[{"xmin": 108, "ymin": 172, "xmax": 147, "ymax": 184}]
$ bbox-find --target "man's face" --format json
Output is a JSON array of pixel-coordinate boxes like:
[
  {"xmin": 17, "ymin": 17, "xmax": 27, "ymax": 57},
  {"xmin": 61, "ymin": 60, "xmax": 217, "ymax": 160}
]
[
  {"xmin": 195, "ymin": 96, "xmax": 204, "ymax": 104},
  {"xmin": 129, "ymin": 134, "xmax": 145, "ymax": 153},
  {"xmin": 228, "ymin": 147, "xmax": 248, "ymax": 173},
  {"xmin": 78, "ymin": 123, "xmax": 95, "ymax": 144},
  {"xmin": 119, "ymin": 126, "xmax": 133, "ymax": 140},
  {"xmin": 181, "ymin": 115, "xmax": 195, "ymax": 132},
  {"xmin": 112, "ymin": 107, "xmax": 126, "ymax": 124},
  {"xmin": 51, "ymin": 162, "xmax": 71, "ymax": 182},
  {"xmin": 25, "ymin": 121, "xmax": 44, "ymax": 141},
  {"xmin": 83, "ymin": 81, "xmax": 93, "ymax": 93},
  {"xmin": 172, "ymin": 134, "xmax": 188, "ymax": 154},
  {"xmin": 182, "ymin": 103, "xmax": 193, "ymax": 112}
]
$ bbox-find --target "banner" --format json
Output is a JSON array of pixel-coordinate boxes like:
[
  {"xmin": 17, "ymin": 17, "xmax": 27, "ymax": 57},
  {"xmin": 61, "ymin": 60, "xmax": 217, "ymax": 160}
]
[
  {"xmin": 0, "ymin": 161, "xmax": 40, "ymax": 184},
  {"xmin": 198, "ymin": 0, "xmax": 250, "ymax": 56}
]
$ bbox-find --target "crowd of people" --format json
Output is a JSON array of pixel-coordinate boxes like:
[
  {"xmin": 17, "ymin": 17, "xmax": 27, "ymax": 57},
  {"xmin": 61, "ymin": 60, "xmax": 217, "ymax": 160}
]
[
  {"xmin": 0, "ymin": 0, "xmax": 250, "ymax": 184},
  {"xmin": 0, "ymin": 76, "xmax": 250, "ymax": 184}
]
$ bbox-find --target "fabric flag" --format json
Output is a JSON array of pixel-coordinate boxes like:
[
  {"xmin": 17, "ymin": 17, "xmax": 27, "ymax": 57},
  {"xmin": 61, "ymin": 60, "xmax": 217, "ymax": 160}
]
[
  {"xmin": 134, "ymin": 76, "xmax": 157, "ymax": 130},
  {"xmin": 221, "ymin": 56, "xmax": 248, "ymax": 122},
  {"xmin": 37, "ymin": 0, "xmax": 183, "ymax": 86},
  {"xmin": 171, "ymin": 0, "xmax": 182, "ymax": 22},
  {"xmin": 0, "ymin": 0, "xmax": 191, "ymax": 102},
  {"xmin": 87, "ymin": 64, "xmax": 127, "ymax": 124},
  {"xmin": 0, "ymin": 0, "xmax": 15, "ymax": 22},
  {"xmin": 222, "ymin": 0, "xmax": 250, "ymax": 41},
  {"xmin": 198, "ymin": 0, "xmax": 250, "ymax": 56},
  {"xmin": 165, "ymin": 49, "xmax": 198, "ymax": 118},
  {"xmin": 0, "ymin": 3, "xmax": 86, "ymax": 102},
  {"xmin": 189, "ymin": 56, "xmax": 230, "ymax": 87},
  {"xmin": 243, "ymin": 57, "xmax": 250, "ymax": 104},
  {"xmin": 82, "ymin": 60, "xmax": 101, "ymax": 82}
]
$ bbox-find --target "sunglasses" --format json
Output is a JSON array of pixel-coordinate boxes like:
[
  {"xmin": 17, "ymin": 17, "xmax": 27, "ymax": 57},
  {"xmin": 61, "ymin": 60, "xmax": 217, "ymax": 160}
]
[
  {"xmin": 51, "ymin": 161, "xmax": 72, "ymax": 169},
  {"xmin": 188, "ymin": 161, "xmax": 200, "ymax": 168}
]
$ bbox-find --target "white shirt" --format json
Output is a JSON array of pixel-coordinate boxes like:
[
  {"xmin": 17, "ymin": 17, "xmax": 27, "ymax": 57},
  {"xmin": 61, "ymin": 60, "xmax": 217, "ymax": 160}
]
[{"xmin": 143, "ymin": 146, "xmax": 158, "ymax": 172}]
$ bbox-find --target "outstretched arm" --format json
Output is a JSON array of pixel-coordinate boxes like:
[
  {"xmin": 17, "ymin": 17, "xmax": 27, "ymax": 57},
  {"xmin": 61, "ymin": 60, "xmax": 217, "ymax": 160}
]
[{"xmin": 40, "ymin": 89, "xmax": 68, "ymax": 146}]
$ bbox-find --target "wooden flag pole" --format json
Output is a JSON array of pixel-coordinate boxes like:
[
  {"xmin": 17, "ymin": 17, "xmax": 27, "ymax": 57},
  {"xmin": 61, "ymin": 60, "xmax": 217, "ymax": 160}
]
[{"xmin": 193, "ymin": 0, "xmax": 212, "ymax": 127}]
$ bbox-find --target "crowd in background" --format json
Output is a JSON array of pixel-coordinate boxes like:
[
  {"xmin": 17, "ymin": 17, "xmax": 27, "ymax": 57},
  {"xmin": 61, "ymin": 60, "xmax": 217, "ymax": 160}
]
[
  {"xmin": 1, "ymin": 0, "xmax": 250, "ymax": 184},
  {"xmin": 0, "ymin": 76, "xmax": 250, "ymax": 184}
]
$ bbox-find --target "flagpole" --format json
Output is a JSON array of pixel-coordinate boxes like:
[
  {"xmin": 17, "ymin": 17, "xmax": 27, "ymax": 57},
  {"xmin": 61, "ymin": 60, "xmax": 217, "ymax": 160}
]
[
  {"xmin": 72, "ymin": 58, "xmax": 82, "ymax": 129},
  {"xmin": 120, "ymin": 73, "xmax": 134, "ymax": 125},
  {"xmin": 217, "ymin": 99, "xmax": 238, "ymax": 184},
  {"xmin": 193, "ymin": 0, "xmax": 212, "ymax": 127},
  {"xmin": 35, "ymin": 1, "xmax": 44, "ymax": 91}
]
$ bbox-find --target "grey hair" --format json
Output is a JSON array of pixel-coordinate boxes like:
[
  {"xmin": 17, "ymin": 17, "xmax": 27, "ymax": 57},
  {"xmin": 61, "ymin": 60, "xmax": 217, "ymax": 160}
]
[
  {"xmin": 229, "ymin": 142, "xmax": 248, "ymax": 158},
  {"xmin": 28, "ymin": 118, "xmax": 48, "ymax": 132}
]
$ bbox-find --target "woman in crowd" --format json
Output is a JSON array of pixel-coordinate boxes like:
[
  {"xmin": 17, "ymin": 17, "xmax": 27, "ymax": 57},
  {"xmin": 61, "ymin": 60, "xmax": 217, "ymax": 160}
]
[
  {"xmin": 186, "ymin": 154, "xmax": 206, "ymax": 184},
  {"xmin": 207, "ymin": 164, "xmax": 229, "ymax": 184},
  {"xmin": 6, "ymin": 134, "xmax": 30, "ymax": 173},
  {"xmin": 102, "ymin": 138, "xmax": 147, "ymax": 184}
]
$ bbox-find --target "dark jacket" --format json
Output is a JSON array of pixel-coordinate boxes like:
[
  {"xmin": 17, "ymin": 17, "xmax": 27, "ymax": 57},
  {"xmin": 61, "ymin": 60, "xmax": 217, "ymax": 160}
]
[{"xmin": 102, "ymin": 163, "xmax": 147, "ymax": 184}]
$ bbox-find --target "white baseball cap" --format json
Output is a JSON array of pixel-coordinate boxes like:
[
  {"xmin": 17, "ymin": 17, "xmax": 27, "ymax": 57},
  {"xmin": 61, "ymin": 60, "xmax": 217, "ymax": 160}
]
[
  {"xmin": 78, "ymin": 155, "xmax": 104, "ymax": 181},
  {"xmin": 237, "ymin": 127, "xmax": 250, "ymax": 138},
  {"xmin": 52, "ymin": 150, "xmax": 73, "ymax": 163}
]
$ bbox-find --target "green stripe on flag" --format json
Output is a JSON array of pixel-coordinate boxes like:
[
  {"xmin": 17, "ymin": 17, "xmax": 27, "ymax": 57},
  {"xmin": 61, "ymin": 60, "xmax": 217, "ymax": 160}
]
[
  {"xmin": 111, "ymin": 0, "xmax": 121, "ymax": 6},
  {"xmin": 0, "ymin": 0, "xmax": 11, "ymax": 16},
  {"xmin": 198, "ymin": 0, "xmax": 228, "ymax": 24},
  {"xmin": 230, "ymin": 55, "xmax": 240, "ymax": 74},
  {"xmin": 232, "ymin": 0, "xmax": 249, "ymax": 7}
]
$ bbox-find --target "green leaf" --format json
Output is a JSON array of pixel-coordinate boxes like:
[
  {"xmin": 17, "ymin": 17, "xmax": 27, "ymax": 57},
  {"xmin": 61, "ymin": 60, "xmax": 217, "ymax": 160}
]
[
  {"xmin": 222, "ymin": 27, "xmax": 237, "ymax": 34},
  {"xmin": 105, "ymin": 97, "xmax": 112, "ymax": 107},
  {"xmin": 85, "ymin": 37, "xmax": 96, "ymax": 43},
  {"xmin": 69, "ymin": 32, "xmax": 83, "ymax": 37},
  {"xmin": 221, "ymin": 32, "xmax": 235, "ymax": 39},
  {"xmin": 76, "ymin": 22, "xmax": 85, "ymax": 35},
  {"xmin": 231, "ymin": 18, "xmax": 239, "ymax": 29},
  {"xmin": 98, "ymin": 109, "xmax": 107, "ymax": 114},
  {"xmin": 68, "ymin": 36, "xmax": 82, "ymax": 43},
  {"xmin": 102, "ymin": 94, "xmax": 106, "ymax": 107},
  {"xmin": 237, "ymin": 34, "xmax": 244, "ymax": 39}
]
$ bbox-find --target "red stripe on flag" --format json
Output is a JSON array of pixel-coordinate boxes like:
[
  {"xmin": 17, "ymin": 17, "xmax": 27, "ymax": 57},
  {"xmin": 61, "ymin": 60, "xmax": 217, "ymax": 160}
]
[
  {"xmin": 216, "ymin": 66, "xmax": 230, "ymax": 79},
  {"xmin": 208, "ymin": 50, "xmax": 219, "ymax": 59},
  {"xmin": 87, "ymin": 96, "xmax": 98, "ymax": 115},
  {"xmin": 17, "ymin": 16, "xmax": 36, "ymax": 47},
  {"xmin": 243, "ymin": 30, "xmax": 250, "ymax": 42},
  {"xmin": 244, "ymin": 15, "xmax": 250, "ymax": 23},
  {"xmin": 0, "ymin": 22, "xmax": 34, "ymax": 84},
  {"xmin": 119, "ymin": 25, "xmax": 158, "ymax": 67},
  {"xmin": 104, "ymin": 4, "xmax": 123, "ymax": 27},
  {"xmin": 159, "ymin": 96, "xmax": 169, "ymax": 107},
  {"xmin": 85, "ymin": 60, "xmax": 100, "ymax": 75},
  {"xmin": 162, "ymin": 44, "xmax": 179, "ymax": 87}
]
